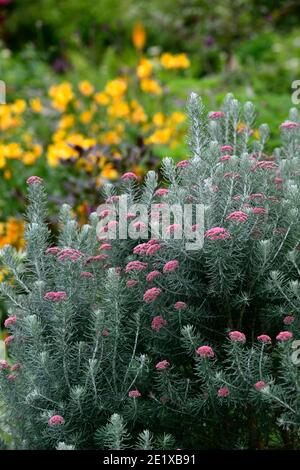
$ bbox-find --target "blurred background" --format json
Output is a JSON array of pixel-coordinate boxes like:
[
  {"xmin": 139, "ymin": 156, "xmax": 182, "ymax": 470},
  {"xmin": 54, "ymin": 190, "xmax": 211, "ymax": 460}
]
[{"xmin": 0, "ymin": 0, "xmax": 300, "ymax": 321}]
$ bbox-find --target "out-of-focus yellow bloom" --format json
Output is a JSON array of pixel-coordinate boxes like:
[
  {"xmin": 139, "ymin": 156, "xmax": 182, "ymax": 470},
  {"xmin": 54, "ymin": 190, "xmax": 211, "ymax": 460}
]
[
  {"xmin": 168, "ymin": 111, "xmax": 186, "ymax": 125},
  {"xmin": 132, "ymin": 22, "xmax": 146, "ymax": 51},
  {"xmin": 32, "ymin": 144, "xmax": 42, "ymax": 157},
  {"xmin": 131, "ymin": 100, "xmax": 147, "ymax": 124},
  {"xmin": 78, "ymin": 80, "xmax": 94, "ymax": 97},
  {"xmin": 80, "ymin": 110, "xmax": 93, "ymax": 124},
  {"xmin": 3, "ymin": 142, "xmax": 23, "ymax": 159},
  {"xmin": 160, "ymin": 53, "xmax": 190, "ymax": 69},
  {"xmin": 59, "ymin": 114, "xmax": 75, "ymax": 130},
  {"xmin": 0, "ymin": 151, "xmax": 6, "ymax": 168},
  {"xmin": 105, "ymin": 79, "xmax": 127, "ymax": 99},
  {"xmin": 145, "ymin": 128, "xmax": 173, "ymax": 145},
  {"xmin": 11, "ymin": 99, "xmax": 26, "ymax": 114},
  {"xmin": 94, "ymin": 91, "xmax": 110, "ymax": 106},
  {"xmin": 140, "ymin": 78, "xmax": 162, "ymax": 95},
  {"xmin": 108, "ymin": 100, "xmax": 130, "ymax": 119},
  {"xmin": 0, "ymin": 268, "xmax": 9, "ymax": 282},
  {"xmin": 101, "ymin": 163, "xmax": 119, "ymax": 180},
  {"xmin": 136, "ymin": 58, "xmax": 153, "ymax": 79},
  {"xmin": 0, "ymin": 218, "xmax": 25, "ymax": 250},
  {"xmin": 49, "ymin": 82, "xmax": 74, "ymax": 112},
  {"xmin": 30, "ymin": 98, "xmax": 42, "ymax": 113},
  {"xmin": 4, "ymin": 170, "xmax": 12, "ymax": 180},
  {"xmin": 253, "ymin": 129, "xmax": 260, "ymax": 139},
  {"xmin": 99, "ymin": 130, "xmax": 121, "ymax": 145},
  {"xmin": 47, "ymin": 141, "xmax": 77, "ymax": 167},
  {"xmin": 152, "ymin": 112, "xmax": 165, "ymax": 127}
]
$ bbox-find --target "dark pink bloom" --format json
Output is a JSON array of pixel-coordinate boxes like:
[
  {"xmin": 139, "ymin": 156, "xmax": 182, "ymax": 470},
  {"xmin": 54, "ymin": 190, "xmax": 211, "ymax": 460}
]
[
  {"xmin": 48, "ymin": 415, "xmax": 65, "ymax": 426},
  {"xmin": 102, "ymin": 329, "xmax": 109, "ymax": 337},
  {"xmin": 45, "ymin": 247, "xmax": 61, "ymax": 255},
  {"xmin": 146, "ymin": 270, "xmax": 161, "ymax": 282},
  {"xmin": 133, "ymin": 221, "xmax": 147, "ymax": 230},
  {"xmin": 121, "ymin": 172, "xmax": 138, "ymax": 181},
  {"xmin": 143, "ymin": 287, "xmax": 162, "ymax": 303},
  {"xmin": 254, "ymin": 381, "xmax": 267, "ymax": 391},
  {"xmin": 151, "ymin": 316, "xmax": 167, "ymax": 332},
  {"xmin": 125, "ymin": 261, "xmax": 148, "ymax": 273},
  {"xmin": 26, "ymin": 176, "xmax": 43, "ymax": 185},
  {"xmin": 232, "ymin": 195, "xmax": 242, "ymax": 201},
  {"xmin": 4, "ymin": 335, "xmax": 15, "ymax": 346},
  {"xmin": 126, "ymin": 279, "xmax": 139, "ymax": 288},
  {"xmin": 156, "ymin": 360, "xmax": 170, "ymax": 370},
  {"xmin": 146, "ymin": 244, "xmax": 161, "ymax": 256},
  {"xmin": 276, "ymin": 331, "xmax": 293, "ymax": 341},
  {"xmin": 11, "ymin": 363, "xmax": 21, "ymax": 372},
  {"xmin": 251, "ymin": 207, "xmax": 267, "ymax": 215},
  {"xmin": 221, "ymin": 145, "xmax": 233, "ymax": 153},
  {"xmin": 176, "ymin": 160, "xmax": 190, "ymax": 169},
  {"xmin": 218, "ymin": 387, "xmax": 230, "ymax": 397},
  {"xmin": 0, "ymin": 360, "xmax": 9, "ymax": 370},
  {"xmin": 196, "ymin": 345, "xmax": 215, "ymax": 358},
  {"xmin": 219, "ymin": 155, "xmax": 231, "ymax": 162},
  {"xmin": 86, "ymin": 254, "xmax": 108, "ymax": 264},
  {"xmin": 4, "ymin": 315, "xmax": 17, "ymax": 328},
  {"xmin": 7, "ymin": 374, "xmax": 17, "ymax": 381},
  {"xmin": 205, "ymin": 227, "xmax": 230, "ymax": 241},
  {"xmin": 229, "ymin": 331, "xmax": 246, "ymax": 343},
  {"xmin": 165, "ymin": 223, "xmax": 182, "ymax": 234},
  {"xmin": 251, "ymin": 161, "xmax": 278, "ymax": 171},
  {"xmin": 163, "ymin": 260, "xmax": 179, "ymax": 273},
  {"xmin": 99, "ymin": 208, "xmax": 113, "ymax": 218},
  {"xmin": 105, "ymin": 195, "xmax": 119, "ymax": 203},
  {"xmin": 133, "ymin": 243, "xmax": 149, "ymax": 255},
  {"xmin": 128, "ymin": 389, "xmax": 141, "ymax": 398},
  {"xmin": 44, "ymin": 291, "xmax": 68, "ymax": 302},
  {"xmin": 80, "ymin": 271, "xmax": 93, "ymax": 278},
  {"xmin": 99, "ymin": 243, "xmax": 112, "ymax": 250},
  {"xmin": 257, "ymin": 334, "xmax": 272, "ymax": 344},
  {"xmin": 209, "ymin": 111, "xmax": 225, "ymax": 119},
  {"xmin": 283, "ymin": 316, "xmax": 295, "ymax": 325},
  {"xmin": 280, "ymin": 121, "xmax": 300, "ymax": 129},
  {"xmin": 225, "ymin": 211, "xmax": 248, "ymax": 223},
  {"xmin": 155, "ymin": 188, "xmax": 169, "ymax": 197},
  {"xmin": 174, "ymin": 301, "xmax": 187, "ymax": 311},
  {"xmin": 58, "ymin": 248, "xmax": 83, "ymax": 261}
]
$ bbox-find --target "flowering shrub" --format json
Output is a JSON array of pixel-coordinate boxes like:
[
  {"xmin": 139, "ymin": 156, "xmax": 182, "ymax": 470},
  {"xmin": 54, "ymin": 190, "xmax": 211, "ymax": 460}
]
[{"xmin": 0, "ymin": 94, "xmax": 300, "ymax": 449}]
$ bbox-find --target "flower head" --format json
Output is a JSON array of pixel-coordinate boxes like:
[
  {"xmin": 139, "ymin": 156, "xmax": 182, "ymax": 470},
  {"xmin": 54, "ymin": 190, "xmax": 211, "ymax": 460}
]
[
  {"xmin": 221, "ymin": 145, "xmax": 233, "ymax": 153},
  {"xmin": 276, "ymin": 331, "xmax": 293, "ymax": 342},
  {"xmin": 126, "ymin": 279, "xmax": 139, "ymax": 288},
  {"xmin": 226, "ymin": 211, "xmax": 248, "ymax": 223},
  {"xmin": 205, "ymin": 227, "xmax": 230, "ymax": 241},
  {"xmin": 121, "ymin": 172, "xmax": 138, "ymax": 181},
  {"xmin": 0, "ymin": 360, "xmax": 9, "ymax": 370},
  {"xmin": 26, "ymin": 176, "xmax": 43, "ymax": 185},
  {"xmin": 196, "ymin": 345, "xmax": 215, "ymax": 358},
  {"xmin": 218, "ymin": 387, "xmax": 230, "ymax": 397},
  {"xmin": 254, "ymin": 381, "xmax": 267, "ymax": 391},
  {"xmin": 163, "ymin": 260, "xmax": 179, "ymax": 274},
  {"xmin": 209, "ymin": 111, "xmax": 225, "ymax": 119},
  {"xmin": 176, "ymin": 160, "xmax": 190, "ymax": 169},
  {"xmin": 48, "ymin": 415, "xmax": 65, "ymax": 426},
  {"xmin": 143, "ymin": 287, "xmax": 162, "ymax": 303},
  {"xmin": 280, "ymin": 121, "xmax": 300, "ymax": 130},
  {"xmin": 80, "ymin": 271, "xmax": 93, "ymax": 278},
  {"xmin": 125, "ymin": 261, "xmax": 148, "ymax": 273},
  {"xmin": 4, "ymin": 315, "xmax": 17, "ymax": 328},
  {"xmin": 151, "ymin": 316, "xmax": 167, "ymax": 332},
  {"xmin": 229, "ymin": 331, "xmax": 246, "ymax": 343},
  {"xmin": 154, "ymin": 188, "xmax": 169, "ymax": 197},
  {"xmin": 283, "ymin": 315, "xmax": 295, "ymax": 325},
  {"xmin": 44, "ymin": 291, "xmax": 68, "ymax": 302},
  {"xmin": 257, "ymin": 334, "xmax": 272, "ymax": 344},
  {"xmin": 156, "ymin": 360, "xmax": 170, "ymax": 370},
  {"xmin": 174, "ymin": 301, "xmax": 187, "ymax": 311},
  {"xmin": 128, "ymin": 389, "xmax": 141, "ymax": 398},
  {"xmin": 146, "ymin": 270, "xmax": 161, "ymax": 282},
  {"xmin": 4, "ymin": 335, "xmax": 15, "ymax": 346}
]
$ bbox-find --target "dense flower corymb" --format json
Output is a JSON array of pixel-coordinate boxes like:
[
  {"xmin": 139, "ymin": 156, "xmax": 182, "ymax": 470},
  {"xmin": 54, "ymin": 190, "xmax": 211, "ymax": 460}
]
[
  {"xmin": 254, "ymin": 381, "xmax": 267, "ymax": 391},
  {"xmin": 196, "ymin": 346, "xmax": 215, "ymax": 358},
  {"xmin": 151, "ymin": 316, "xmax": 167, "ymax": 332},
  {"xmin": 163, "ymin": 260, "xmax": 179, "ymax": 273},
  {"xmin": 276, "ymin": 331, "xmax": 293, "ymax": 341},
  {"xmin": 225, "ymin": 211, "xmax": 248, "ymax": 223},
  {"xmin": 257, "ymin": 334, "xmax": 272, "ymax": 344},
  {"xmin": 128, "ymin": 389, "xmax": 141, "ymax": 398},
  {"xmin": 4, "ymin": 315, "xmax": 17, "ymax": 328},
  {"xmin": 156, "ymin": 360, "xmax": 170, "ymax": 370},
  {"xmin": 218, "ymin": 387, "xmax": 230, "ymax": 397},
  {"xmin": 26, "ymin": 175, "xmax": 43, "ymax": 185},
  {"xmin": 44, "ymin": 291, "xmax": 68, "ymax": 301},
  {"xmin": 48, "ymin": 415, "xmax": 65, "ymax": 426},
  {"xmin": 174, "ymin": 301, "xmax": 187, "ymax": 311},
  {"xmin": 143, "ymin": 287, "xmax": 162, "ymax": 303},
  {"xmin": 229, "ymin": 331, "xmax": 246, "ymax": 343},
  {"xmin": 205, "ymin": 227, "xmax": 230, "ymax": 241}
]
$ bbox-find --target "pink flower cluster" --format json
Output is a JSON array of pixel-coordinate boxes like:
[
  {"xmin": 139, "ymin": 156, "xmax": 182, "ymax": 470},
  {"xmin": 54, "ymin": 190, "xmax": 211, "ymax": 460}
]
[
  {"xmin": 229, "ymin": 331, "xmax": 246, "ymax": 343},
  {"xmin": 196, "ymin": 345, "xmax": 215, "ymax": 358},
  {"xmin": 126, "ymin": 279, "xmax": 139, "ymax": 288},
  {"xmin": 125, "ymin": 261, "xmax": 148, "ymax": 273},
  {"xmin": 221, "ymin": 145, "xmax": 233, "ymax": 153},
  {"xmin": 205, "ymin": 227, "xmax": 230, "ymax": 241},
  {"xmin": 4, "ymin": 335, "xmax": 15, "ymax": 346},
  {"xmin": 86, "ymin": 254, "xmax": 108, "ymax": 264},
  {"xmin": 48, "ymin": 415, "xmax": 65, "ymax": 426},
  {"xmin": 26, "ymin": 176, "xmax": 43, "ymax": 185},
  {"xmin": 276, "ymin": 331, "xmax": 293, "ymax": 341},
  {"xmin": 254, "ymin": 381, "xmax": 267, "ymax": 391},
  {"xmin": 155, "ymin": 188, "xmax": 169, "ymax": 197},
  {"xmin": 156, "ymin": 360, "xmax": 170, "ymax": 370},
  {"xmin": 46, "ymin": 246, "xmax": 61, "ymax": 255},
  {"xmin": 143, "ymin": 287, "xmax": 162, "ymax": 303},
  {"xmin": 128, "ymin": 389, "xmax": 141, "ymax": 398},
  {"xmin": 176, "ymin": 160, "xmax": 190, "ymax": 169},
  {"xmin": 174, "ymin": 301, "xmax": 187, "ymax": 311},
  {"xmin": 280, "ymin": 120, "xmax": 300, "ymax": 129},
  {"xmin": 218, "ymin": 386, "xmax": 230, "ymax": 397},
  {"xmin": 0, "ymin": 360, "xmax": 9, "ymax": 370},
  {"xmin": 44, "ymin": 291, "xmax": 68, "ymax": 302},
  {"xmin": 133, "ymin": 240, "xmax": 161, "ymax": 256},
  {"xmin": 99, "ymin": 243, "xmax": 112, "ymax": 251},
  {"xmin": 4, "ymin": 315, "xmax": 17, "ymax": 328},
  {"xmin": 151, "ymin": 316, "xmax": 167, "ymax": 332},
  {"xmin": 219, "ymin": 154, "xmax": 231, "ymax": 162},
  {"xmin": 209, "ymin": 111, "xmax": 225, "ymax": 119},
  {"xmin": 121, "ymin": 172, "xmax": 138, "ymax": 181},
  {"xmin": 251, "ymin": 161, "xmax": 278, "ymax": 171},
  {"xmin": 251, "ymin": 207, "xmax": 267, "ymax": 215},
  {"xmin": 58, "ymin": 248, "xmax": 84, "ymax": 262},
  {"xmin": 146, "ymin": 270, "xmax": 161, "ymax": 282},
  {"xmin": 283, "ymin": 315, "xmax": 295, "ymax": 325},
  {"xmin": 163, "ymin": 260, "xmax": 179, "ymax": 274},
  {"xmin": 165, "ymin": 224, "xmax": 182, "ymax": 234},
  {"xmin": 226, "ymin": 211, "xmax": 248, "ymax": 223},
  {"xmin": 257, "ymin": 334, "xmax": 272, "ymax": 344}
]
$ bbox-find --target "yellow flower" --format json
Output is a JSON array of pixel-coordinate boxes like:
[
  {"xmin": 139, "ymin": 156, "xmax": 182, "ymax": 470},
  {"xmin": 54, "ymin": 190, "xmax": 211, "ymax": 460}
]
[
  {"xmin": 105, "ymin": 79, "xmax": 127, "ymax": 99},
  {"xmin": 49, "ymin": 82, "xmax": 74, "ymax": 112},
  {"xmin": 32, "ymin": 144, "xmax": 42, "ymax": 157},
  {"xmin": 145, "ymin": 128, "xmax": 173, "ymax": 145},
  {"xmin": 132, "ymin": 22, "xmax": 146, "ymax": 51},
  {"xmin": 0, "ymin": 218, "xmax": 25, "ymax": 250},
  {"xmin": 101, "ymin": 163, "xmax": 119, "ymax": 180},
  {"xmin": 152, "ymin": 112, "xmax": 165, "ymax": 127},
  {"xmin": 136, "ymin": 58, "xmax": 153, "ymax": 79},
  {"xmin": 23, "ymin": 151, "xmax": 39, "ymax": 165},
  {"xmin": 0, "ymin": 150, "xmax": 6, "ymax": 169},
  {"xmin": 99, "ymin": 130, "xmax": 121, "ymax": 145},
  {"xmin": 78, "ymin": 80, "xmax": 94, "ymax": 97},
  {"xmin": 4, "ymin": 169, "xmax": 12, "ymax": 180},
  {"xmin": 108, "ymin": 100, "xmax": 130, "ymax": 119},
  {"xmin": 80, "ymin": 110, "xmax": 93, "ymax": 124},
  {"xmin": 11, "ymin": 99, "xmax": 27, "ymax": 114},
  {"xmin": 160, "ymin": 52, "xmax": 190, "ymax": 69},
  {"xmin": 140, "ymin": 78, "xmax": 162, "ymax": 95},
  {"xmin": 5, "ymin": 142, "xmax": 23, "ymax": 159},
  {"xmin": 131, "ymin": 100, "xmax": 147, "ymax": 124},
  {"xmin": 94, "ymin": 92, "xmax": 110, "ymax": 106},
  {"xmin": 59, "ymin": 114, "xmax": 75, "ymax": 130},
  {"xmin": 30, "ymin": 98, "xmax": 42, "ymax": 113},
  {"xmin": 168, "ymin": 111, "xmax": 186, "ymax": 125}
]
